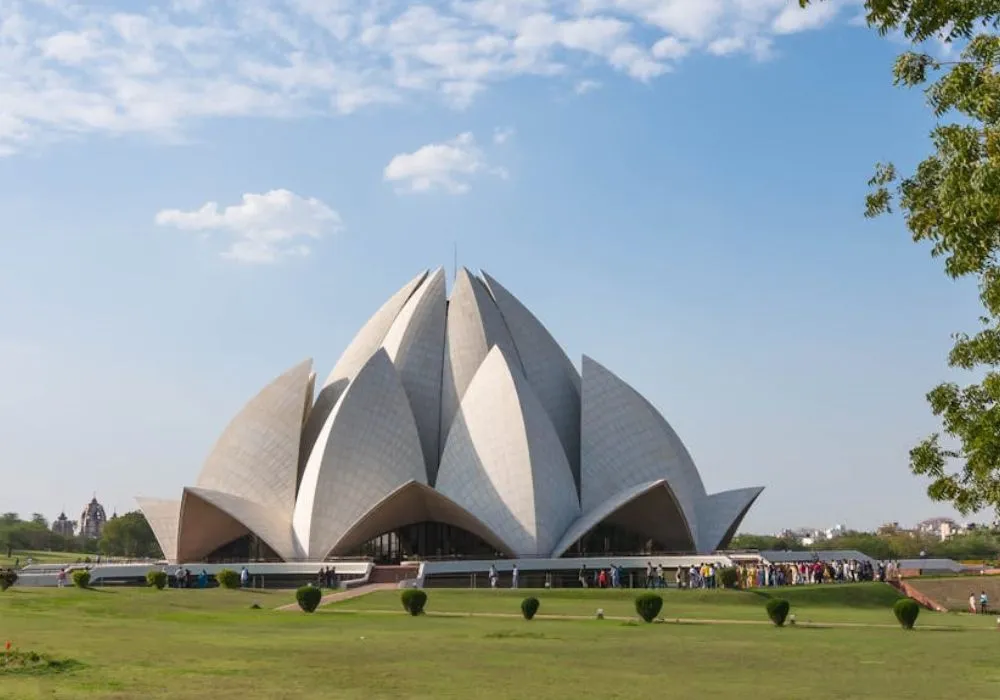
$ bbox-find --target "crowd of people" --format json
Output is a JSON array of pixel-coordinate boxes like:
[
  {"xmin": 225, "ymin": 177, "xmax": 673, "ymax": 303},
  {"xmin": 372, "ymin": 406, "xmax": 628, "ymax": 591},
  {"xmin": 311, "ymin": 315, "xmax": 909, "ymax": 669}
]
[{"xmin": 734, "ymin": 558, "xmax": 899, "ymax": 588}]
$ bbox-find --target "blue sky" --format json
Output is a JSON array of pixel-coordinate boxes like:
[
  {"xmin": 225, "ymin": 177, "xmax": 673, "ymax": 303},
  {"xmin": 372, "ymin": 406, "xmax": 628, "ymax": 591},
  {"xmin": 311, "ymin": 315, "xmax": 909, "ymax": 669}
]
[{"xmin": 0, "ymin": 0, "xmax": 983, "ymax": 533}]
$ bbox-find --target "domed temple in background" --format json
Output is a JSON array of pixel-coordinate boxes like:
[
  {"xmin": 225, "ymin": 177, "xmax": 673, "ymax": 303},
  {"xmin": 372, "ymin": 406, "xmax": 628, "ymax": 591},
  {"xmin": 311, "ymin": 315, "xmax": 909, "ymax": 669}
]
[
  {"xmin": 138, "ymin": 268, "xmax": 763, "ymax": 563},
  {"xmin": 79, "ymin": 497, "xmax": 107, "ymax": 539}
]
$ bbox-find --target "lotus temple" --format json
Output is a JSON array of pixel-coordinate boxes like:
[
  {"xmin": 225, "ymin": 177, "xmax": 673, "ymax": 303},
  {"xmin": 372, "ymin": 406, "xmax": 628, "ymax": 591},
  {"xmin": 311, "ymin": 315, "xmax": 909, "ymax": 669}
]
[{"xmin": 137, "ymin": 268, "xmax": 762, "ymax": 564}]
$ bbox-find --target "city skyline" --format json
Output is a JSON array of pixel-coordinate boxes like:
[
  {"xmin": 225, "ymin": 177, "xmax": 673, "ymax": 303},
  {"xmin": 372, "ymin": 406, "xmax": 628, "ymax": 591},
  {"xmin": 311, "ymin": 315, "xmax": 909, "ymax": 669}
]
[{"xmin": 0, "ymin": 1, "xmax": 983, "ymax": 533}]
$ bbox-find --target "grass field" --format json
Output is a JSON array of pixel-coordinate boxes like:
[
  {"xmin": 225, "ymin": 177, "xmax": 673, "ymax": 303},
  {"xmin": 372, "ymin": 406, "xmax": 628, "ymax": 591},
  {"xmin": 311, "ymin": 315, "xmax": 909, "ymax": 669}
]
[
  {"xmin": 1, "ymin": 584, "xmax": 999, "ymax": 699},
  {"xmin": 0, "ymin": 550, "xmax": 85, "ymax": 568}
]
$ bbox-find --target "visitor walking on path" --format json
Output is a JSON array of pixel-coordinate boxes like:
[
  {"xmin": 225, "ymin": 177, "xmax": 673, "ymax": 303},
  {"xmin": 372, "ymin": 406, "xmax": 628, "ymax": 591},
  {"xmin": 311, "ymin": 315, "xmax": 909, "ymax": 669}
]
[
  {"xmin": 511, "ymin": 564, "xmax": 519, "ymax": 589},
  {"xmin": 969, "ymin": 592, "xmax": 977, "ymax": 614},
  {"xmin": 980, "ymin": 591, "xmax": 989, "ymax": 614},
  {"xmin": 240, "ymin": 566, "xmax": 249, "ymax": 588}
]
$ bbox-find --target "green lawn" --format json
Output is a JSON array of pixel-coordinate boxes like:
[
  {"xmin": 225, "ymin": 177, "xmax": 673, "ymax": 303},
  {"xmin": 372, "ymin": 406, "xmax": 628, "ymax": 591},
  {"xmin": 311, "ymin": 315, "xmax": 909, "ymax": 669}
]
[
  {"xmin": 0, "ymin": 550, "xmax": 85, "ymax": 568},
  {"xmin": 1, "ymin": 584, "xmax": 998, "ymax": 699}
]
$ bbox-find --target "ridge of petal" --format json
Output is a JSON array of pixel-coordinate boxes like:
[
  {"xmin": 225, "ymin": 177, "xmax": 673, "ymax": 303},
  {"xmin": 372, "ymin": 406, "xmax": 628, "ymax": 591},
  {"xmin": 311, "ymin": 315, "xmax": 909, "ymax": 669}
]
[
  {"xmin": 439, "ymin": 268, "xmax": 524, "ymax": 474},
  {"xmin": 580, "ymin": 355, "xmax": 706, "ymax": 544},
  {"xmin": 196, "ymin": 358, "xmax": 313, "ymax": 512},
  {"xmin": 697, "ymin": 486, "xmax": 764, "ymax": 553},
  {"xmin": 381, "ymin": 267, "xmax": 447, "ymax": 482},
  {"xmin": 292, "ymin": 348, "xmax": 427, "ymax": 560},
  {"xmin": 549, "ymin": 479, "xmax": 696, "ymax": 557},
  {"xmin": 481, "ymin": 271, "xmax": 581, "ymax": 490},
  {"xmin": 175, "ymin": 487, "xmax": 299, "ymax": 562},
  {"xmin": 135, "ymin": 497, "xmax": 180, "ymax": 563},
  {"xmin": 436, "ymin": 346, "xmax": 580, "ymax": 557},
  {"xmin": 299, "ymin": 270, "xmax": 428, "ymax": 481},
  {"xmin": 328, "ymin": 480, "xmax": 516, "ymax": 557}
]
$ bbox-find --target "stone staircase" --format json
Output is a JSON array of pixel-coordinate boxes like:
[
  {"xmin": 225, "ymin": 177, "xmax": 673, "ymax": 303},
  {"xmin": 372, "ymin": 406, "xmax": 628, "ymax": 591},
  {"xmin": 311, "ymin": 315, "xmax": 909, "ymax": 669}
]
[{"xmin": 369, "ymin": 564, "xmax": 419, "ymax": 585}]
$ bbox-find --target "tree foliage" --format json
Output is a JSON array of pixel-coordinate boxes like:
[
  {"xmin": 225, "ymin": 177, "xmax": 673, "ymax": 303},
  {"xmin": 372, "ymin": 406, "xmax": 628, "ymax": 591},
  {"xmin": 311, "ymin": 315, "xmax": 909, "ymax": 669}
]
[
  {"xmin": 802, "ymin": 0, "xmax": 1000, "ymax": 515},
  {"xmin": 98, "ymin": 512, "xmax": 162, "ymax": 559}
]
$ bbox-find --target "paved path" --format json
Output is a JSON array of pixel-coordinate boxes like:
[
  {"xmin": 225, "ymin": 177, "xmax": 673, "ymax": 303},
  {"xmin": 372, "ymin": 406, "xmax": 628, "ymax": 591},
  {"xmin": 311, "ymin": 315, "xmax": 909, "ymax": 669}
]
[
  {"xmin": 274, "ymin": 583, "xmax": 397, "ymax": 611},
  {"xmin": 319, "ymin": 607, "xmax": 989, "ymax": 631}
]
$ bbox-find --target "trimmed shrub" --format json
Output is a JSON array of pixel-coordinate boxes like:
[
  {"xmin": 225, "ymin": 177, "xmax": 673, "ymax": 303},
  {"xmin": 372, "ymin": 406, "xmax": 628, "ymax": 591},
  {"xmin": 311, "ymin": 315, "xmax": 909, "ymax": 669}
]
[
  {"xmin": 718, "ymin": 567, "xmax": 739, "ymax": 589},
  {"xmin": 765, "ymin": 598, "xmax": 790, "ymax": 627},
  {"xmin": 216, "ymin": 569, "xmax": 240, "ymax": 590},
  {"xmin": 893, "ymin": 598, "xmax": 921, "ymax": 630},
  {"xmin": 296, "ymin": 585, "xmax": 322, "ymax": 613},
  {"xmin": 0, "ymin": 569, "xmax": 16, "ymax": 591},
  {"xmin": 71, "ymin": 570, "xmax": 90, "ymax": 588},
  {"xmin": 521, "ymin": 597, "xmax": 540, "ymax": 620},
  {"xmin": 401, "ymin": 588, "xmax": 428, "ymax": 616},
  {"xmin": 146, "ymin": 570, "xmax": 168, "ymax": 590},
  {"xmin": 634, "ymin": 593, "xmax": 663, "ymax": 623}
]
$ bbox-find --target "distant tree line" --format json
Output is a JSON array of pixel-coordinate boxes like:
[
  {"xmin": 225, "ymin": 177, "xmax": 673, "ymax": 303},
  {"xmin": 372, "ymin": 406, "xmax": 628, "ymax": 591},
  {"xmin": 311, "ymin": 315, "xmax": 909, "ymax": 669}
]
[
  {"xmin": 731, "ymin": 528, "xmax": 1000, "ymax": 561},
  {"xmin": 0, "ymin": 511, "xmax": 162, "ymax": 560}
]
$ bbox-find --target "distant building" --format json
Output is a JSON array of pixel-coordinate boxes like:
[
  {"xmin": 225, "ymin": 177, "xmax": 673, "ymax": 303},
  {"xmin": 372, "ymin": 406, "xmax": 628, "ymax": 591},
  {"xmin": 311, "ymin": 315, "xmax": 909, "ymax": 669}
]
[
  {"xmin": 51, "ymin": 512, "xmax": 75, "ymax": 537},
  {"xmin": 79, "ymin": 497, "xmax": 107, "ymax": 539},
  {"xmin": 916, "ymin": 517, "xmax": 958, "ymax": 541}
]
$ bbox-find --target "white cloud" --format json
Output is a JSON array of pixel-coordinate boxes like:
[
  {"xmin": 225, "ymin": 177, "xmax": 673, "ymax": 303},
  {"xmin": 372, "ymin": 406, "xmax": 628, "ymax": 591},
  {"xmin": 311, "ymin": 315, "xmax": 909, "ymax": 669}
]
[
  {"xmin": 772, "ymin": 0, "xmax": 841, "ymax": 34},
  {"xmin": 384, "ymin": 132, "xmax": 506, "ymax": 194},
  {"xmin": 574, "ymin": 78, "xmax": 601, "ymax": 94},
  {"xmin": 493, "ymin": 126, "xmax": 515, "ymax": 144},
  {"xmin": 155, "ymin": 189, "xmax": 342, "ymax": 263},
  {"xmin": 0, "ymin": 1, "xmax": 853, "ymax": 155}
]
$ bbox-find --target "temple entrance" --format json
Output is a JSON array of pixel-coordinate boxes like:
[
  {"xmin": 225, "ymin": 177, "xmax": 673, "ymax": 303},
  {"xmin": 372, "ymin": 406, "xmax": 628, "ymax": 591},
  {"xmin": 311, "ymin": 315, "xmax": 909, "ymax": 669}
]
[{"xmin": 349, "ymin": 521, "xmax": 506, "ymax": 564}]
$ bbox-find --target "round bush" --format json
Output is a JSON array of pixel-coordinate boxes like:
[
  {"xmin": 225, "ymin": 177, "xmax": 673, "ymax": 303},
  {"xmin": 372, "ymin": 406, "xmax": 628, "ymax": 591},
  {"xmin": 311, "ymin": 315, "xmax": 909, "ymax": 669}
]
[
  {"xmin": 765, "ymin": 598, "xmax": 790, "ymax": 627},
  {"xmin": 718, "ymin": 567, "xmax": 739, "ymax": 589},
  {"xmin": 521, "ymin": 597, "xmax": 540, "ymax": 620},
  {"xmin": 0, "ymin": 569, "xmax": 17, "ymax": 591},
  {"xmin": 893, "ymin": 598, "xmax": 921, "ymax": 630},
  {"xmin": 296, "ymin": 585, "xmax": 322, "ymax": 613},
  {"xmin": 401, "ymin": 588, "xmax": 428, "ymax": 616},
  {"xmin": 216, "ymin": 569, "xmax": 240, "ymax": 590},
  {"xmin": 71, "ymin": 570, "xmax": 91, "ymax": 588},
  {"xmin": 146, "ymin": 570, "xmax": 168, "ymax": 590},
  {"xmin": 634, "ymin": 593, "xmax": 663, "ymax": 623}
]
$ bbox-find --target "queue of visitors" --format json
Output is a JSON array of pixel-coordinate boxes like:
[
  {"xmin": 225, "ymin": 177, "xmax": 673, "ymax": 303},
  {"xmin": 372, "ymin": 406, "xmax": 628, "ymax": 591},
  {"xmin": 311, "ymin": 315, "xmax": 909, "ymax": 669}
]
[{"xmin": 734, "ymin": 558, "xmax": 898, "ymax": 588}]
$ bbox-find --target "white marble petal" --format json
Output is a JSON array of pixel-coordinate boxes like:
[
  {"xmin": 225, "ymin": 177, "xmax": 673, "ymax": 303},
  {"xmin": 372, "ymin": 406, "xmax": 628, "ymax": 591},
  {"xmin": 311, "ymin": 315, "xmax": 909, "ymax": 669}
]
[
  {"xmin": 381, "ymin": 267, "xmax": 447, "ymax": 481},
  {"xmin": 698, "ymin": 487, "xmax": 764, "ymax": 553},
  {"xmin": 135, "ymin": 498, "xmax": 180, "ymax": 563},
  {"xmin": 299, "ymin": 270, "xmax": 428, "ymax": 477},
  {"xmin": 481, "ymin": 271, "xmax": 581, "ymax": 488},
  {"xmin": 580, "ymin": 355, "xmax": 706, "ymax": 545},
  {"xmin": 437, "ymin": 346, "xmax": 580, "ymax": 557},
  {"xmin": 293, "ymin": 348, "xmax": 427, "ymax": 560},
  {"xmin": 196, "ymin": 358, "xmax": 313, "ymax": 512}
]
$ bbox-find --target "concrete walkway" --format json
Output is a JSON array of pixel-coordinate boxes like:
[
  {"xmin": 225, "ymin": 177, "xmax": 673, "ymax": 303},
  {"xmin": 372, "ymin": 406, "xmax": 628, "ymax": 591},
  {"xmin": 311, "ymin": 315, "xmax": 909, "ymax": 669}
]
[
  {"xmin": 275, "ymin": 583, "xmax": 397, "ymax": 611},
  {"xmin": 319, "ymin": 607, "xmax": 989, "ymax": 631}
]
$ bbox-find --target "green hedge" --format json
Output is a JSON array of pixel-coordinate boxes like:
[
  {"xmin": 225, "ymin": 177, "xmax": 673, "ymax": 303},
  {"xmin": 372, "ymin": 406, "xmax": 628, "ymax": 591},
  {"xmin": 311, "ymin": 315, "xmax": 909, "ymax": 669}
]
[
  {"xmin": 0, "ymin": 569, "xmax": 16, "ymax": 591},
  {"xmin": 296, "ymin": 585, "xmax": 322, "ymax": 613},
  {"xmin": 401, "ymin": 589, "xmax": 428, "ymax": 616},
  {"xmin": 718, "ymin": 567, "xmax": 739, "ymax": 589},
  {"xmin": 71, "ymin": 570, "xmax": 90, "ymax": 588},
  {"xmin": 634, "ymin": 593, "xmax": 663, "ymax": 623},
  {"xmin": 521, "ymin": 597, "xmax": 540, "ymax": 620},
  {"xmin": 765, "ymin": 599, "xmax": 790, "ymax": 627},
  {"xmin": 146, "ymin": 571, "xmax": 167, "ymax": 590},
  {"xmin": 893, "ymin": 598, "xmax": 920, "ymax": 630},
  {"xmin": 216, "ymin": 569, "xmax": 240, "ymax": 590}
]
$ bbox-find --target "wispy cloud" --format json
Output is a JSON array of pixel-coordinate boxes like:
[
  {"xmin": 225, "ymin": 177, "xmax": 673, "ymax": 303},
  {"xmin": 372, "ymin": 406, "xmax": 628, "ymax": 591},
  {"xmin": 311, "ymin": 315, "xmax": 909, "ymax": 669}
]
[
  {"xmin": 0, "ymin": 1, "xmax": 854, "ymax": 155},
  {"xmin": 384, "ymin": 132, "xmax": 508, "ymax": 194},
  {"xmin": 155, "ymin": 189, "xmax": 342, "ymax": 263}
]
